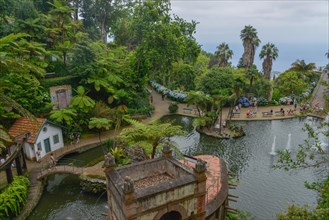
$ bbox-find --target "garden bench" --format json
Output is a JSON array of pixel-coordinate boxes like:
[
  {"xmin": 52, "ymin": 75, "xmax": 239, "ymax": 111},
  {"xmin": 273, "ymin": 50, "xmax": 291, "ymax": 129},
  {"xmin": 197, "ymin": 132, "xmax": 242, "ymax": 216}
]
[
  {"xmin": 262, "ymin": 112, "xmax": 272, "ymax": 117},
  {"xmin": 183, "ymin": 108, "xmax": 192, "ymax": 114},
  {"xmin": 231, "ymin": 112, "xmax": 240, "ymax": 118},
  {"xmin": 275, "ymin": 111, "xmax": 284, "ymax": 116}
]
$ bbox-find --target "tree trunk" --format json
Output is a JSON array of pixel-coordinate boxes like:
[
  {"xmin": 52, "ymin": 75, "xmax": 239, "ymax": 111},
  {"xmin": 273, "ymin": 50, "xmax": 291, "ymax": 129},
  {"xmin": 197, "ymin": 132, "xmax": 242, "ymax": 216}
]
[
  {"xmin": 263, "ymin": 56, "xmax": 273, "ymax": 80},
  {"xmin": 219, "ymin": 106, "xmax": 223, "ymax": 134},
  {"xmin": 243, "ymin": 40, "xmax": 253, "ymax": 68},
  {"xmin": 151, "ymin": 143, "xmax": 157, "ymax": 159},
  {"xmin": 101, "ymin": 19, "xmax": 107, "ymax": 43},
  {"xmin": 99, "ymin": 131, "xmax": 102, "ymax": 143},
  {"xmin": 249, "ymin": 77, "xmax": 254, "ymax": 93}
]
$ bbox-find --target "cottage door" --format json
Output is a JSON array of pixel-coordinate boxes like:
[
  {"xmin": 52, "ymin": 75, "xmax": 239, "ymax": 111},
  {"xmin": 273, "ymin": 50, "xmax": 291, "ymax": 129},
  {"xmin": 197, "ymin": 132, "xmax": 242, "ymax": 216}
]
[
  {"xmin": 44, "ymin": 138, "xmax": 51, "ymax": 153},
  {"xmin": 56, "ymin": 89, "xmax": 68, "ymax": 109}
]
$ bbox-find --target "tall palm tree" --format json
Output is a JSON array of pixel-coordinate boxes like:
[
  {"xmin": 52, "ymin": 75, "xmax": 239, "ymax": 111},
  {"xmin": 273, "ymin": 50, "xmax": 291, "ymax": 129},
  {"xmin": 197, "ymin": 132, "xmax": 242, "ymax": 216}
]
[
  {"xmin": 215, "ymin": 43, "xmax": 234, "ymax": 67},
  {"xmin": 259, "ymin": 43, "xmax": 279, "ymax": 80},
  {"xmin": 240, "ymin": 25, "xmax": 261, "ymax": 69},
  {"xmin": 325, "ymin": 51, "xmax": 329, "ymax": 59}
]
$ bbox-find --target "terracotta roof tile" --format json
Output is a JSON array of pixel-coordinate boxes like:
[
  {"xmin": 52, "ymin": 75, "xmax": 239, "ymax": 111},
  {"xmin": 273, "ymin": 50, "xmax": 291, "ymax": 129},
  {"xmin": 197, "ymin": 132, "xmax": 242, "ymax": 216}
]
[{"xmin": 8, "ymin": 118, "xmax": 46, "ymax": 144}]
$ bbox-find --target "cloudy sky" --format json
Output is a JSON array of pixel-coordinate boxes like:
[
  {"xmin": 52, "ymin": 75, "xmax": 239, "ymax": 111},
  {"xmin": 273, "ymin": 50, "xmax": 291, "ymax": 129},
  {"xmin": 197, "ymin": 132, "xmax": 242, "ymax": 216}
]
[{"xmin": 170, "ymin": 0, "xmax": 329, "ymax": 72}]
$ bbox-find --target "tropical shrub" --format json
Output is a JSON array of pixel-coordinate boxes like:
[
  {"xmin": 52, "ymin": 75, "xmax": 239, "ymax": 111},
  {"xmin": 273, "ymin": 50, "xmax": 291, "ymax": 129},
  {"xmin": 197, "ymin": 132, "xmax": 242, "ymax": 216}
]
[
  {"xmin": 0, "ymin": 176, "xmax": 30, "ymax": 219},
  {"xmin": 168, "ymin": 102, "xmax": 179, "ymax": 113},
  {"xmin": 279, "ymin": 97, "xmax": 293, "ymax": 105},
  {"xmin": 257, "ymin": 97, "xmax": 268, "ymax": 106},
  {"xmin": 272, "ymin": 88, "xmax": 284, "ymax": 101}
]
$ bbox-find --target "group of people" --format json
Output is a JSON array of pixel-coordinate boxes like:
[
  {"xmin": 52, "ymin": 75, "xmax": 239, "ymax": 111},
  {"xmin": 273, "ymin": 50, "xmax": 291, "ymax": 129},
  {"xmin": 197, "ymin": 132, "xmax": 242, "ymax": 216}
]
[
  {"xmin": 246, "ymin": 109, "xmax": 255, "ymax": 118},
  {"xmin": 70, "ymin": 133, "xmax": 80, "ymax": 145}
]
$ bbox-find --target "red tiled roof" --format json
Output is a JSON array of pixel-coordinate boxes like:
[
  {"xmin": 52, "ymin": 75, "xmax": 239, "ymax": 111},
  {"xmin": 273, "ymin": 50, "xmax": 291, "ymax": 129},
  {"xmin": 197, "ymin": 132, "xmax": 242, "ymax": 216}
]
[{"xmin": 8, "ymin": 118, "xmax": 46, "ymax": 144}]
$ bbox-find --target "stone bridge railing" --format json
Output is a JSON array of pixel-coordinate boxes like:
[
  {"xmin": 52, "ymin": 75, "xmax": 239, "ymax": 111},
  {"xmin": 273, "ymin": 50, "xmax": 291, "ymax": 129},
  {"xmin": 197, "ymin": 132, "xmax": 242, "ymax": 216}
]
[{"xmin": 37, "ymin": 165, "xmax": 84, "ymax": 180}]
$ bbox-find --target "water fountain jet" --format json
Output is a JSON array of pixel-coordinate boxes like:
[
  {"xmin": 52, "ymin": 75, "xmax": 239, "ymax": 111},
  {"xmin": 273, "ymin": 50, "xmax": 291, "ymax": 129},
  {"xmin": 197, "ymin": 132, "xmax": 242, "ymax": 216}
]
[
  {"xmin": 270, "ymin": 136, "xmax": 277, "ymax": 155},
  {"xmin": 286, "ymin": 134, "xmax": 291, "ymax": 151}
]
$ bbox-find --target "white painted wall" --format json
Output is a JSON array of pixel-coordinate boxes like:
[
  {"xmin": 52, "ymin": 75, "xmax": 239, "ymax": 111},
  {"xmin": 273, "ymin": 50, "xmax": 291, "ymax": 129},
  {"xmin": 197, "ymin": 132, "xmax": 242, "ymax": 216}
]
[
  {"xmin": 23, "ymin": 142, "xmax": 34, "ymax": 160},
  {"xmin": 27, "ymin": 122, "xmax": 64, "ymax": 161}
]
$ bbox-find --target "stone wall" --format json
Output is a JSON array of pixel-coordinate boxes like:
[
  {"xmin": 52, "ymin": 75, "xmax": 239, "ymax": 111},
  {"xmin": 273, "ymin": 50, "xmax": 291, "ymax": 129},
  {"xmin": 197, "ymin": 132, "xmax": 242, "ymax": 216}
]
[{"xmin": 80, "ymin": 176, "xmax": 106, "ymax": 194}]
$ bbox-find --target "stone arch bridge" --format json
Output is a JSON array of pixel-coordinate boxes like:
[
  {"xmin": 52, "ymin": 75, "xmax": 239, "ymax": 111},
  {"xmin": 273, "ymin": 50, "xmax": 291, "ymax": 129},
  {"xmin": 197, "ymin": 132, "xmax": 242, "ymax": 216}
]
[{"xmin": 37, "ymin": 165, "xmax": 84, "ymax": 180}]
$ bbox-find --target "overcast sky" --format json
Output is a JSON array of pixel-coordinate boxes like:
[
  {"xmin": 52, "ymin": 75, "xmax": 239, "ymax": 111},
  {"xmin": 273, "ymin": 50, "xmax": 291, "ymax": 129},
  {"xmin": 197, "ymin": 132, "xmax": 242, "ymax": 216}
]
[{"xmin": 170, "ymin": 0, "xmax": 329, "ymax": 72}]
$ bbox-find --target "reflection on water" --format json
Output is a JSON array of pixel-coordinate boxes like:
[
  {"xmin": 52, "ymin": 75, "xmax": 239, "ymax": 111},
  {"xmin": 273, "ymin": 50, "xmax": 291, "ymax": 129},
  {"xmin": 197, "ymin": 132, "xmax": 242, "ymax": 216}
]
[
  {"xmin": 161, "ymin": 115, "xmax": 321, "ymax": 219},
  {"xmin": 28, "ymin": 174, "xmax": 107, "ymax": 220}
]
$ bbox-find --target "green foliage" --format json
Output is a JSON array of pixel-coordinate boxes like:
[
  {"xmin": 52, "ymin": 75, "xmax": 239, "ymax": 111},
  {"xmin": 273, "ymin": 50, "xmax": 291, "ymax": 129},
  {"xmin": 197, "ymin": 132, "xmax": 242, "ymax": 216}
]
[
  {"xmin": 41, "ymin": 76, "xmax": 79, "ymax": 89},
  {"xmin": 194, "ymin": 53, "xmax": 210, "ymax": 76},
  {"xmin": 197, "ymin": 67, "xmax": 234, "ymax": 95},
  {"xmin": 168, "ymin": 102, "xmax": 179, "ymax": 113},
  {"xmin": 225, "ymin": 210, "xmax": 256, "ymax": 220},
  {"xmin": 274, "ymin": 71, "xmax": 308, "ymax": 96},
  {"xmin": 71, "ymin": 86, "xmax": 95, "ymax": 112},
  {"xmin": 0, "ymin": 176, "xmax": 30, "ymax": 219},
  {"xmin": 49, "ymin": 108, "xmax": 77, "ymax": 126},
  {"xmin": 109, "ymin": 146, "xmax": 131, "ymax": 166},
  {"xmin": 253, "ymin": 77, "xmax": 272, "ymax": 98},
  {"xmin": 170, "ymin": 61, "xmax": 196, "ymax": 91},
  {"xmin": 277, "ymin": 205, "xmax": 315, "ymax": 220},
  {"xmin": 3, "ymin": 73, "xmax": 51, "ymax": 114},
  {"xmin": 0, "ymin": 125, "xmax": 12, "ymax": 154},
  {"xmin": 272, "ymin": 87, "xmax": 284, "ymax": 101},
  {"xmin": 185, "ymin": 91, "xmax": 212, "ymax": 116},
  {"xmin": 88, "ymin": 118, "xmax": 112, "ymax": 130},
  {"xmin": 119, "ymin": 119, "xmax": 186, "ymax": 158},
  {"xmin": 215, "ymin": 42, "xmax": 234, "ymax": 67},
  {"xmin": 132, "ymin": 0, "xmax": 200, "ymax": 85}
]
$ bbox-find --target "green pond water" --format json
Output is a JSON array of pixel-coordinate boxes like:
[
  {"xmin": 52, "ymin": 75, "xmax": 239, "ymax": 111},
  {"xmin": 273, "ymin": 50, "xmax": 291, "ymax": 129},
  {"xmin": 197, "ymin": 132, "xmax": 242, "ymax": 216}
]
[{"xmin": 29, "ymin": 115, "xmax": 327, "ymax": 219}]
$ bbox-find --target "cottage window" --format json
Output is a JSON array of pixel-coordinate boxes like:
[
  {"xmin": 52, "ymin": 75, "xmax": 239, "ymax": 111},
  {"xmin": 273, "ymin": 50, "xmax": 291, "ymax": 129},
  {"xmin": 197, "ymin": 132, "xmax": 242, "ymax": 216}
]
[
  {"xmin": 37, "ymin": 142, "xmax": 42, "ymax": 151},
  {"xmin": 53, "ymin": 134, "xmax": 59, "ymax": 144}
]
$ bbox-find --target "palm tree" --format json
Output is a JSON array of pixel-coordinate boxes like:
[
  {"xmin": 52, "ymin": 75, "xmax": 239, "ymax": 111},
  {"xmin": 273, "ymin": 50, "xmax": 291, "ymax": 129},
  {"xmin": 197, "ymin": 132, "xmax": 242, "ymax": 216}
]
[
  {"xmin": 240, "ymin": 25, "xmax": 261, "ymax": 69},
  {"xmin": 326, "ymin": 51, "xmax": 329, "ymax": 59},
  {"xmin": 215, "ymin": 43, "xmax": 234, "ymax": 67},
  {"xmin": 246, "ymin": 65, "xmax": 261, "ymax": 93},
  {"xmin": 289, "ymin": 59, "xmax": 316, "ymax": 72},
  {"xmin": 119, "ymin": 119, "xmax": 186, "ymax": 159},
  {"xmin": 259, "ymin": 43, "xmax": 279, "ymax": 80}
]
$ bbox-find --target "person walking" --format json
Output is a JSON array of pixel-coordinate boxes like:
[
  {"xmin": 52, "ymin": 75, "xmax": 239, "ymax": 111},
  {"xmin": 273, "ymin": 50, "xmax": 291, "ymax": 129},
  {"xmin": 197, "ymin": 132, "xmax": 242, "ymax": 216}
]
[
  {"xmin": 76, "ymin": 133, "xmax": 80, "ymax": 144},
  {"xmin": 50, "ymin": 153, "xmax": 56, "ymax": 167},
  {"xmin": 36, "ymin": 150, "xmax": 41, "ymax": 162}
]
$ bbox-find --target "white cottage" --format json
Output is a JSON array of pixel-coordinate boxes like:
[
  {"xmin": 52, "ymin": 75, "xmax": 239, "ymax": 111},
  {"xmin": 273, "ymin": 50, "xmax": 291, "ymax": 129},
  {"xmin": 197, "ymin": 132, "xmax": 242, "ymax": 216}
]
[{"xmin": 9, "ymin": 118, "xmax": 64, "ymax": 161}]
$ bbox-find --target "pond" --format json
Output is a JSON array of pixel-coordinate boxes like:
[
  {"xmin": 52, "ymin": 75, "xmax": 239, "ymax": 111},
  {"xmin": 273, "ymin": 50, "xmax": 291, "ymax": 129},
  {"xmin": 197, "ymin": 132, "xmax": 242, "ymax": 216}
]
[
  {"xmin": 161, "ymin": 115, "xmax": 324, "ymax": 219},
  {"xmin": 30, "ymin": 115, "xmax": 326, "ymax": 219}
]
